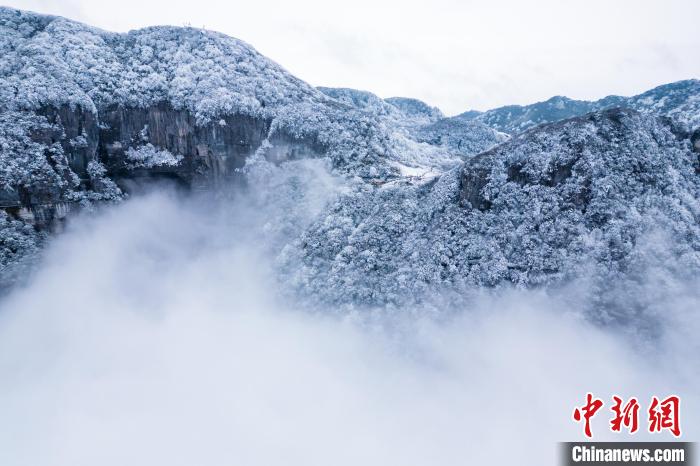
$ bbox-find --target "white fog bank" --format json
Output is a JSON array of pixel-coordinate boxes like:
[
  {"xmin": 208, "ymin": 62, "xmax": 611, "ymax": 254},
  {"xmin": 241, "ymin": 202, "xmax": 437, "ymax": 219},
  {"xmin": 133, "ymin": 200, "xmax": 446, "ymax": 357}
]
[{"xmin": 0, "ymin": 191, "xmax": 698, "ymax": 466}]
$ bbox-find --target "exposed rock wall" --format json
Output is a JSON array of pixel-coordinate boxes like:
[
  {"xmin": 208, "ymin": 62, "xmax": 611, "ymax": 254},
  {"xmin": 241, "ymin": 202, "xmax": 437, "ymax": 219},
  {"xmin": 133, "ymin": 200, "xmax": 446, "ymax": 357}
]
[
  {"xmin": 36, "ymin": 105, "xmax": 99, "ymax": 180},
  {"xmin": 98, "ymin": 103, "xmax": 273, "ymax": 187},
  {"xmin": 1, "ymin": 101, "xmax": 326, "ymax": 231}
]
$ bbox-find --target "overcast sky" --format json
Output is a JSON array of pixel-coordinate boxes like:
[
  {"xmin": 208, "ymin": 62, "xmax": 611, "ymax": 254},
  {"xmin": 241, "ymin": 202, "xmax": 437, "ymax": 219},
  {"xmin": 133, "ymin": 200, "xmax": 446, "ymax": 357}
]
[{"xmin": 6, "ymin": 0, "xmax": 700, "ymax": 114}]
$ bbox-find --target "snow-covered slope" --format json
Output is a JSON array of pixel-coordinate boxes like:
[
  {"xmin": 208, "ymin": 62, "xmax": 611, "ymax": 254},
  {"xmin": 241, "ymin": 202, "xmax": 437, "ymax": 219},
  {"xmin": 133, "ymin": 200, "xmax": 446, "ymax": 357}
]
[
  {"xmin": 318, "ymin": 86, "xmax": 507, "ymax": 157},
  {"xmin": 413, "ymin": 117, "xmax": 509, "ymax": 157},
  {"xmin": 281, "ymin": 108, "xmax": 700, "ymax": 321},
  {"xmin": 317, "ymin": 87, "xmax": 398, "ymax": 119},
  {"xmin": 384, "ymin": 97, "xmax": 444, "ymax": 126},
  {"xmin": 318, "ymin": 87, "xmax": 441, "ymax": 130},
  {"xmin": 625, "ymin": 80, "xmax": 700, "ymax": 128},
  {"xmin": 460, "ymin": 80, "xmax": 700, "ymax": 134}
]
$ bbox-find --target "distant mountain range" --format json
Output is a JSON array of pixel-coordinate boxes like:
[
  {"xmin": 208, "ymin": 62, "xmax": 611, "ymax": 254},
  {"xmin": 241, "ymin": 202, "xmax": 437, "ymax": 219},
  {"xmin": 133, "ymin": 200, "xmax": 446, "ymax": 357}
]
[{"xmin": 455, "ymin": 80, "xmax": 700, "ymax": 134}]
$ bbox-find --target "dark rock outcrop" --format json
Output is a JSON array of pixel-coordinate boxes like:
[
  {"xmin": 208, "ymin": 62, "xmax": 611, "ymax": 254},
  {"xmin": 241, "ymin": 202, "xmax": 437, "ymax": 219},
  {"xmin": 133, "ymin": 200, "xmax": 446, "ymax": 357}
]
[
  {"xmin": 692, "ymin": 128, "xmax": 700, "ymax": 153},
  {"xmin": 36, "ymin": 105, "xmax": 99, "ymax": 179},
  {"xmin": 97, "ymin": 103, "xmax": 273, "ymax": 189},
  {"xmin": 21, "ymin": 101, "xmax": 326, "ymax": 194},
  {"xmin": 0, "ymin": 101, "xmax": 329, "ymax": 236}
]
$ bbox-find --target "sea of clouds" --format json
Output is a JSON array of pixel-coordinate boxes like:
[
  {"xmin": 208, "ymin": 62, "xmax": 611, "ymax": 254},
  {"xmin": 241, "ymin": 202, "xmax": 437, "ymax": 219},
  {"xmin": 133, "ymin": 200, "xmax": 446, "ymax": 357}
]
[{"xmin": 0, "ymin": 160, "xmax": 697, "ymax": 465}]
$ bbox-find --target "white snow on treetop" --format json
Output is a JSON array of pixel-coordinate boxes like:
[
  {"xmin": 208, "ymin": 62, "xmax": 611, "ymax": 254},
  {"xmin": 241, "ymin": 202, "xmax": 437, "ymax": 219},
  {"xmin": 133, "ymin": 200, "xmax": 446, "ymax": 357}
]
[
  {"xmin": 126, "ymin": 144, "xmax": 183, "ymax": 169},
  {"xmin": 0, "ymin": 7, "xmax": 325, "ymax": 121}
]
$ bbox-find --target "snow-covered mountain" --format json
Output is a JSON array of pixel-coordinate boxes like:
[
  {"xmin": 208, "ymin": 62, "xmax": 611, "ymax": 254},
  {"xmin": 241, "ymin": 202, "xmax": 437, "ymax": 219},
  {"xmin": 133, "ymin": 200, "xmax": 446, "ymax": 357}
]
[
  {"xmin": 281, "ymin": 108, "xmax": 700, "ymax": 320},
  {"xmin": 0, "ymin": 6, "xmax": 424, "ymax": 201},
  {"xmin": 413, "ymin": 117, "xmax": 508, "ymax": 157},
  {"xmin": 1, "ymin": 7, "xmax": 699, "ymax": 325},
  {"xmin": 460, "ymin": 80, "xmax": 700, "ymax": 134},
  {"xmin": 384, "ymin": 97, "xmax": 444, "ymax": 126},
  {"xmin": 318, "ymin": 86, "xmax": 508, "ymax": 157}
]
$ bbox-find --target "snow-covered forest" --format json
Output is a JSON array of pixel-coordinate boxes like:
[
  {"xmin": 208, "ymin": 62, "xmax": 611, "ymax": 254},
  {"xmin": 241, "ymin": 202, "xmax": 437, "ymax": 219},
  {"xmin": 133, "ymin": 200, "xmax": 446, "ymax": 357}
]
[
  {"xmin": 1, "ymin": 5, "xmax": 699, "ymax": 465},
  {"xmin": 1, "ymin": 6, "xmax": 699, "ymax": 325}
]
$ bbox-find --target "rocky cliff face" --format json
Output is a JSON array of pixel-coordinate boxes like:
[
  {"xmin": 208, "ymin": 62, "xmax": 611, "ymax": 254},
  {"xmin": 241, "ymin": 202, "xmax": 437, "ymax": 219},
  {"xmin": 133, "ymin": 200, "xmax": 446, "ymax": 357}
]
[
  {"xmin": 31, "ymin": 103, "xmax": 275, "ymax": 187},
  {"xmin": 0, "ymin": 103, "xmax": 295, "ymax": 224},
  {"xmin": 97, "ymin": 103, "xmax": 274, "ymax": 187}
]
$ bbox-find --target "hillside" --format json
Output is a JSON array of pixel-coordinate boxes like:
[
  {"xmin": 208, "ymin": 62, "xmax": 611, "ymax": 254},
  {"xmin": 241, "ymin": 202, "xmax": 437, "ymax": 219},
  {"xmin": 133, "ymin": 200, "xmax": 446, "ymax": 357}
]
[{"xmin": 281, "ymin": 108, "xmax": 700, "ymax": 323}]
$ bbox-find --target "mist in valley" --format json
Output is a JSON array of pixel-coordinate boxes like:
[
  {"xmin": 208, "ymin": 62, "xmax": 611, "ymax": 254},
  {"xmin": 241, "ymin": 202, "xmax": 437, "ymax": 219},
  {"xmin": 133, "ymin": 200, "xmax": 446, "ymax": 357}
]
[{"xmin": 0, "ymin": 158, "xmax": 697, "ymax": 466}]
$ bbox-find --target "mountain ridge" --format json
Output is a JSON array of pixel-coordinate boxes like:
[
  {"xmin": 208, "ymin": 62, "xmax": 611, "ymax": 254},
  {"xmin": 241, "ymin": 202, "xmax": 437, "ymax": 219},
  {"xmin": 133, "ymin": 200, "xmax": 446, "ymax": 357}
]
[{"xmin": 458, "ymin": 79, "xmax": 700, "ymax": 134}]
